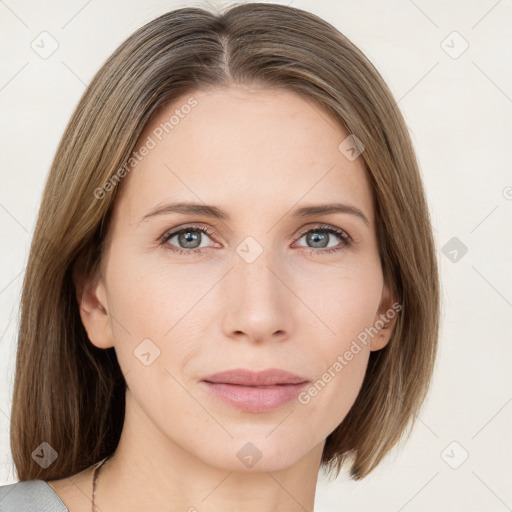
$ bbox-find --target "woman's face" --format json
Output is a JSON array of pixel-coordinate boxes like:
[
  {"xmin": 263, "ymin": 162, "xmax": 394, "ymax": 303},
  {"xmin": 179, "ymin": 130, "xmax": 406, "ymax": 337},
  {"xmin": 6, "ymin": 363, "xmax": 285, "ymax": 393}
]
[{"xmin": 80, "ymin": 84, "xmax": 395, "ymax": 472}]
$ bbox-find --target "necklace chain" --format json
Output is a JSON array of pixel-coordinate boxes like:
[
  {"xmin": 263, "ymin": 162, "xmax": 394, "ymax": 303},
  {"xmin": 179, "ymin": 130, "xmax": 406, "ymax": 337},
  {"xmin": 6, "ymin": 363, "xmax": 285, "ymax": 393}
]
[{"xmin": 91, "ymin": 456, "xmax": 110, "ymax": 512}]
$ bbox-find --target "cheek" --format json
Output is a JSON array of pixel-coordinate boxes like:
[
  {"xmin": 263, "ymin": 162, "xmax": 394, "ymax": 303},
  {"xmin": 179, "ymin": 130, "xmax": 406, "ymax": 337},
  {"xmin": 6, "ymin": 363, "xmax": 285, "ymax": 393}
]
[
  {"xmin": 105, "ymin": 243, "xmax": 204, "ymax": 340},
  {"xmin": 296, "ymin": 340, "xmax": 371, "ymax": 444},
  {"xmin": 103, "ymin": 245, "xmax": 214, "ymax": 389},
  {"xmin": 289, "ymin": 259, "xmax": 382, "ymax": 437},
  {"xmin": 293, "ymin": 253, "xmax": 384, "ymax": 342}
]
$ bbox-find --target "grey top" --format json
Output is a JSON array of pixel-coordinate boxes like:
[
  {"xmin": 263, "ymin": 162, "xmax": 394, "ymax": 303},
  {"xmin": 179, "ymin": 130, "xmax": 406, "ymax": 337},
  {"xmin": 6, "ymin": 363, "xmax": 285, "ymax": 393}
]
[{"xmin": 0, "ymin": 480, "xmax": 68, "ymax": 512}]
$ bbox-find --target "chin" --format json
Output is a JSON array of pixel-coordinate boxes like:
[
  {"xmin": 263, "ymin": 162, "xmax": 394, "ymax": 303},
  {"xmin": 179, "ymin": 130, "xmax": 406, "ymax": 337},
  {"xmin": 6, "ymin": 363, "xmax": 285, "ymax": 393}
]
[{"xmin": 194, "ymin": 435, "xmax": 316, "ymax": 473}]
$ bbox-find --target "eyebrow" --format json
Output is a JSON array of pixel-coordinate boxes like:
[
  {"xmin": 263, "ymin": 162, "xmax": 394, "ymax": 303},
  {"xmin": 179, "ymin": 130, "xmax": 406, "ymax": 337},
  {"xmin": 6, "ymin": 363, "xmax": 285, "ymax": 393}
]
[{"xmin": 139, "ymin": 201, "xmax": 370, "ymax": 227}]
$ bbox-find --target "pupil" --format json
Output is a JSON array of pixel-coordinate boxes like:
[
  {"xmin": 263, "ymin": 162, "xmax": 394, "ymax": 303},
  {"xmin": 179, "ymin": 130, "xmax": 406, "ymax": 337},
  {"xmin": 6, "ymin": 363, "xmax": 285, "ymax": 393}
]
[
  {"xmin": 308, "ymin": 231, "xmax": 328, "ymax": 248},
  {"xmin": 180, "ymin": 230, "xmax": 200, "ymax": 248}
]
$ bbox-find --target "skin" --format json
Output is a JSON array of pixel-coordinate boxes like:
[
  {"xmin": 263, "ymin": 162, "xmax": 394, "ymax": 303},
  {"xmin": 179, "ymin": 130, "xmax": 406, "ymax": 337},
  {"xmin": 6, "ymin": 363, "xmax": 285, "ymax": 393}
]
[{"xmin": 47, "ymin": 84, "xmax": 397, "ymax": 512}]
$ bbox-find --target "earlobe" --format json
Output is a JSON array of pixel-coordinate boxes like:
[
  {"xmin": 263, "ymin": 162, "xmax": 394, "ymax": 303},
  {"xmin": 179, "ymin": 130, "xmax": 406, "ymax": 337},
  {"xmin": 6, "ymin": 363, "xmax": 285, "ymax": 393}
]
[
  {"xmin": 370, "ymin": 319, "xmax": 393, "ymax": 351},
  {"xmin": 72, "ymin": 266, "xmax": 114, "ymax": 349},
  {"xmin": 370, "ymin": 284, "xmax": 399, "ymax": 352}
]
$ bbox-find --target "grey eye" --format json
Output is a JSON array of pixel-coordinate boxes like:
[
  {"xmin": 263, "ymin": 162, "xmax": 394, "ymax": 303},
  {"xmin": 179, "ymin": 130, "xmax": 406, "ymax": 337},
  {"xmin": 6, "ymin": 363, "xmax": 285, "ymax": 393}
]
[{"xmin": 164, "ymin": 228, "xmax": 212, "ymax": 249}]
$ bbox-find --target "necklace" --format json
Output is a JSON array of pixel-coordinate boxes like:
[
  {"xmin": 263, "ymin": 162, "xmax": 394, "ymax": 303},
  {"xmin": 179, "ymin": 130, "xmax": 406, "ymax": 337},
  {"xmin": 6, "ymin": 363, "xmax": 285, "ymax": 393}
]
[{"xmin": 92, "ymin": 455, "xmax": 110, "ymax": 512}]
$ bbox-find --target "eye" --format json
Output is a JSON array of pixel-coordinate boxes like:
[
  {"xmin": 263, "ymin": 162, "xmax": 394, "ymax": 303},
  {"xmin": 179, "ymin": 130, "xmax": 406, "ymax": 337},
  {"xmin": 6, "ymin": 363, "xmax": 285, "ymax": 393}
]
[
  {"xmin": 293, "ymin": 224, "xmax": 352, "ymax": 255},
  {"xmin": 159, "ymin": 224, "xmax": 218, "ymax": 255}
]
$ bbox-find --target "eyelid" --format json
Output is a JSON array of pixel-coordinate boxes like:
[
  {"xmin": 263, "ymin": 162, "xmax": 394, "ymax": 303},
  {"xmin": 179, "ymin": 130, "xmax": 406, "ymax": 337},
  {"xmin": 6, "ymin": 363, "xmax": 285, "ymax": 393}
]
[
  {"xmin": 294, "ymin": 223, "xmax": 352, "ymax": 243},
  {"xmin": 158, "ymin": 222, "xmax": 219, "ymax": 245}
]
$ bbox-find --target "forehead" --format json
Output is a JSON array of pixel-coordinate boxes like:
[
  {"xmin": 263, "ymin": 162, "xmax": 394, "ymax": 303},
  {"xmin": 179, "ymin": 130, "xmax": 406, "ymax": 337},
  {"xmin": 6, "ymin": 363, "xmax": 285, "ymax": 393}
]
[{"xmin": 115, "ymin": 85, "xmax": 374, "ymax": 228}]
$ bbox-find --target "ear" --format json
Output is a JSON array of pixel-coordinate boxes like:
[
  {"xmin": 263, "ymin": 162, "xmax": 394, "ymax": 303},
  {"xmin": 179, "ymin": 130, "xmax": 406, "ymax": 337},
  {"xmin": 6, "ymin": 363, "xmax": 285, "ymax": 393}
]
[
  {"xmin": 73, "ymin": 265, "xmax": 115, "ymax": 349},
  {"xmin": 370, "ymin": 282, "xmax": 399, "ymax": 352}
]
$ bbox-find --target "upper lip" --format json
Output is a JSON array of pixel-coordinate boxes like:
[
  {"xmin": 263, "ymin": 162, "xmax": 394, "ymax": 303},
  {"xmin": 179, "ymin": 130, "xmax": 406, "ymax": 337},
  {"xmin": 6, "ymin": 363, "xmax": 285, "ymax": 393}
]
[{"xmin": 202, "ymin": 368, "xmax": 309, "ymax": 386}]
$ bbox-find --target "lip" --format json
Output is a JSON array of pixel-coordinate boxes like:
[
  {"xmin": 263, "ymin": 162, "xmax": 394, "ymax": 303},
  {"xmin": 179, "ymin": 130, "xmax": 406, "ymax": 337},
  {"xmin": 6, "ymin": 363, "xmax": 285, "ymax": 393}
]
[
  {"xmin": 201, "ymin": 368, "xmax": 310, "ymax": 413},
  {"xmin": 202, "ymin": 368, "xmax": 308, "ymax": 386}
]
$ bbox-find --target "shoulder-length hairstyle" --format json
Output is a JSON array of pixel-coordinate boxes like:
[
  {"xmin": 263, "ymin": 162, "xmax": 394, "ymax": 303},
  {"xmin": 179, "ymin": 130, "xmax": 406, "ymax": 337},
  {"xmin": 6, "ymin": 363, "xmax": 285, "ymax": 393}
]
[{"xmin": 10, "ymin": 2, "xmax": 440, "ymax": 482}]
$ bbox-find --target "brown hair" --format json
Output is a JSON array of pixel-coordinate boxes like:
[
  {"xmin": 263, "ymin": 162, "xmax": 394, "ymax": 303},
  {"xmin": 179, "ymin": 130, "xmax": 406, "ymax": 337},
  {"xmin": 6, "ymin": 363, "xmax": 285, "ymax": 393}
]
[{"xmin": 10, "ymin": 2, "xmax": 439, "ymax": 481}]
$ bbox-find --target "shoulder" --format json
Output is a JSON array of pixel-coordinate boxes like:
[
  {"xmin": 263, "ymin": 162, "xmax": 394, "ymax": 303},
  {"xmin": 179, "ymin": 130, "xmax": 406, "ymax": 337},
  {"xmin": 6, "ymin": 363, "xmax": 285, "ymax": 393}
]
[{"xmin": 0, "ymin": 480, "xmax": 69, "ymax": 512}]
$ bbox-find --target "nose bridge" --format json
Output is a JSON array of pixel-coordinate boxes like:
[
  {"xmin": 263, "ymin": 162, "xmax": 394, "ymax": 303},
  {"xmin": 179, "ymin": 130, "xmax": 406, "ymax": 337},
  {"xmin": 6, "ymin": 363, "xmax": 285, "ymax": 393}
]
[
  {"xmin": 221, "ymin": 238, "xmax": 293, "ymax": 341},
  {"xmin": 237, "ymin": 244, "xmax": 277, "ymax": 301},
  {"xmin": 235, "ymin": 239, "xmax": 282, "ymax": 308}
]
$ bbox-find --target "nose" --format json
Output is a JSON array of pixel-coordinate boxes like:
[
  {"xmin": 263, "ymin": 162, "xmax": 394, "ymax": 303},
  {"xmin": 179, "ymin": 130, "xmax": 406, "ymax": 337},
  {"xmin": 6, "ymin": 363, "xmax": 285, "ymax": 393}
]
[{"xmin": 221, "ymin": 246, "xmax": 294, "ymax": 344}]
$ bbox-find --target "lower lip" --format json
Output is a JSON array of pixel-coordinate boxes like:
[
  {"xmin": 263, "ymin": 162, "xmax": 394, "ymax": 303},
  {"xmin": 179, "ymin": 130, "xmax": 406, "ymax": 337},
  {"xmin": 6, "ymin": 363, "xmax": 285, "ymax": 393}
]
[{"xmin": 202, "ymin": 381, "xmax": 309, "ymax": 413}]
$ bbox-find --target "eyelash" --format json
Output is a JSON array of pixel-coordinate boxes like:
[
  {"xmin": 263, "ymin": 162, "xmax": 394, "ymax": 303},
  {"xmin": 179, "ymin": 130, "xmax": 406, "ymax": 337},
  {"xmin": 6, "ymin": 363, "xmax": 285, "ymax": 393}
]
[{"xmin": 158, "ymin": 223, "xmax": 352, "ymax": 256}]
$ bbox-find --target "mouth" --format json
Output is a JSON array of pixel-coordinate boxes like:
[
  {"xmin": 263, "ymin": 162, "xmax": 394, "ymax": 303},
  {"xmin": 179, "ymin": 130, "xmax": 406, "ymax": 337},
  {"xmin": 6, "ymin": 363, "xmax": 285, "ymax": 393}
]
[{"xmin": 201, "ymin": 368, "xmax": 310, "ymax": 413}]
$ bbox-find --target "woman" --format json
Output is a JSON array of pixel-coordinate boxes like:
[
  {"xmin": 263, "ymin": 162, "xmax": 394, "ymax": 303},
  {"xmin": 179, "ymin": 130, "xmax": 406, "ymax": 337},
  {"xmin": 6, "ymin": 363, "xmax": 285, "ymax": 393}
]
[{"xmin": 0, "ymin": 3, "xmax": 439, "ymax": 511}]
